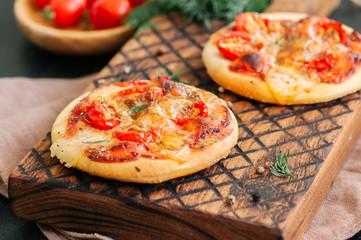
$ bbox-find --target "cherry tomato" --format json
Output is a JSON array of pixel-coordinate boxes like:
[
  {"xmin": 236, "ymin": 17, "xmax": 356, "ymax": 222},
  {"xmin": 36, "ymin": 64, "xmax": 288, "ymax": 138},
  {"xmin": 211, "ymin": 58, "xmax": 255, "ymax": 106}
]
[
  {"xmin": 234, "ymin": 13, "xmax": 249, "ymax": 32},
  {"xmin": 305, "ymin": 50, "xmax": 336, "ymax": 72},
  {"xmin": 117, "ymin": 86, "xmax": 146, "ymax": 97},
  {"xmin": 83, "ymin": 100, "xmax": 121, "ymax": 130},
  {"xmin": 88, "ymin": 142, "xmax": 140, "ymax": 162},
  {"xmin": 315, "ymin": 19, "xmax": 347, "ymax": 44},
  {"xmin": 46, "ymin": 0, "xmax": 87, "ymax": 27},
  {"xmin": 116, "ymin": 128, "xmax": 159, "ymax": 143},
  {"xmin": 129, "ymin": 0, "xmax": 146, "ymax": 7},
  {"xmin": 116, "ymin": 82, "xmax": 164, "ymax": 103},
  {"xmin": 86, "ymin": 0, "xmax": 98, "ymax": 8},
  {"xmin": 193, "ymin": 101, "xmax": 208, "ymax": 118},
  {"xmin": 217, "ymin": 32, "xmax": 252, "ymax": 60},
  {"xmin": 34, "ymin": 0, "xmax": 51, "ymax": 9},
  {"xmin": 300, "ymin": 17, "xmax": 347, "ymax": 44},
  {"xmin": 116, "ymin": 132, "xmax": 155, "ymax": 143},
  {"xmin": 114, "ymin": 80, "xmax": 148, "ymax": 88},
  {"xmin": 174, "ymin": 101, "xmax": 209, "ymax": 126},
  {"xmin": 304, "ymin": 46, "xmax": 358, "ymax": 84},
  {"xmin": 159, "ymin": 76, "xmax": 171, "ymax": 81},
  {"xmin": 66, "ymin": 101, "xmax": 87, "ymax": 136},
  {"xmin": 89, "ymin": 0, "xmax": 131, "ymax": 29},
  {"xmin": 234, "ymin": 13, "xmax": 268, "ymax": 33}
]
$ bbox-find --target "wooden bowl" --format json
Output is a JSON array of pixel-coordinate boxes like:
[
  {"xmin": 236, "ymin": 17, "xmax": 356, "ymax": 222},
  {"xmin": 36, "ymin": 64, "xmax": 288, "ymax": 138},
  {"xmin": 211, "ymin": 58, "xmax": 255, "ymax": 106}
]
[{"xmin": 14, "ymin": 0, "xmax": 136, "ymax": 55}]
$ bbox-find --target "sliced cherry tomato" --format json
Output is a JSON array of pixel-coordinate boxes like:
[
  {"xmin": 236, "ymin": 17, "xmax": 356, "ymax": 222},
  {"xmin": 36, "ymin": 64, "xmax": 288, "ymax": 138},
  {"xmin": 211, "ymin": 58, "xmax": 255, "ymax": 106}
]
[
  {"xmin": 304, "ymin": 48, "xmax": 358, "ymax": 83},
  {"xmin": 89, "ymin": 0, "xmax": 131, "ymax": 29},
  {"xmin": 174, "ymin": 101, "xmax": 209, "ymax": 126},
  {"xmin": 65, "ymin": 101, "xmax": 88, "ymax": 136},
  {"xmin": 34, "ymin": 0, "xmax": 51, "ymax": 9},
  {"xmin": 116, "ymin": 132, "xmax": 154, "ymax": 143},
  {"xmin": 188, "ymin": 106, "xmax": 230, "ymax": 149},
  {"xmin": 217, "ymin": 32, "xmax": 252, "ymax": 61},
  {"xmin": 129, "ymin": 0, "xmax": 147, "ymax": 7},
  {"xmin": 88, "ymin": 142, "xmax": 140, "ymax": 162},
  {"xmin": 234, "ymin": 13, "xmax": 249, "ymax": 32},
  {"xmin": 86, "ymin": 0, "xmax": 98, "ymax": 8},
  {"xmin": 115, "ymin": 129, "xmax": 159, "ymax": 143},
  {"xmin": 116, "ymin": 81, "xmax": 148, "ymax": 97},
  {"xmin": 159, "ymin": 76, "xmax": 171, "ymax": 81},
  {"xmin": 234, "ymin": 12, "xmax": 268, "ymax": 34},
  {"xmin": 114, "ymin": 80, "xmax": 148, "ymax": 88},
  {"xmin": 117, "ymin": 87, "xmax": 146, "ymax": 97},
  {"xmin": 44, "ymin": 0, "xmax": 87, "ymax": 27},
  {"xmin": 116, "ymin": 81, "xmax": 164, "ymax": 105},
  {"xmin": 305, "ymin": 17, "xmax": 347, "ymax": 44},
  {"xmin": 193, "ymin": 101, "xmax": 208, "ymax": 118},
  {"xmin": 305, "ymin": 50, "xmax": 336, "ymax": 72},
  {"xmin": 83, "ymin": 100, "xmax": 120, "ymax": 130}
]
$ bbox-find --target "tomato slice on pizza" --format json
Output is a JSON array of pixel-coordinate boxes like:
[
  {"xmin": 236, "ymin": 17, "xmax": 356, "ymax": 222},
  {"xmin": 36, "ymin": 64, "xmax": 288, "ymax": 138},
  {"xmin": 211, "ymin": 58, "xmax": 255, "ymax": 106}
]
[{"xmin": 217, "ymin": 32, "xmax": 252, "ymax": 60}]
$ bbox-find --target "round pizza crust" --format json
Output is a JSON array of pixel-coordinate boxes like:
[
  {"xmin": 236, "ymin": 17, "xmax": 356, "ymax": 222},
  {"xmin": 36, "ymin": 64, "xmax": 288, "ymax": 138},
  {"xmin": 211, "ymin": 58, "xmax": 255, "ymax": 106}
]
[
  {"xmin": 50, "ymin": 81, "xmax": 238, "ymax": 183},
  {"xmin": 202, "ymin": 12, "xmax": 361, "ymax": 105}
]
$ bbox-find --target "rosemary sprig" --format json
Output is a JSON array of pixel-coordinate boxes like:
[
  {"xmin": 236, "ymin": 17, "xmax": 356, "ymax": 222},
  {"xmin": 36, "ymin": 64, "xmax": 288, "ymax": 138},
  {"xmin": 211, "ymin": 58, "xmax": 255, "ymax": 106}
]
[
  {"xmin": 169, "ymin": 69, "xmax": 186, "ymax": 80},
  {"xmin": 269, "ymin": 147, "xmax": 295, "ymax": 178},
  {"xmin": 113, "ymin": 77, "xmax": 122, "ymax": 83},
  {"xmin": 128, "ymin": 103, "xmax": 148, "ymax": 113},
  {"xmin": 126, "ymin": 0, "xmax": 272, "ymax": 29},
  {"xmin": 160, "ymin": 68, "xmax": 186, "ymax": 83},
  {"xmin": 134, "ymin": 22, "xmax": 157, "ymax": 39},
  {"xmin": 82, "ymin": 139, "xmax": 110, "ymax": 144},
  {"xmin": 274, "ymin": 38, "xmax": 286, "ymax": 46}
]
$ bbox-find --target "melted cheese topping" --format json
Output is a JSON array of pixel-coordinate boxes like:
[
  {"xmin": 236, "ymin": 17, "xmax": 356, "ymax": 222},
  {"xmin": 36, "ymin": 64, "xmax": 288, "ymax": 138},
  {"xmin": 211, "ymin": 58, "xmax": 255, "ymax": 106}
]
[
  {"xmin": 52, "ymin": 78, "xmax": 232, "ymax": 166},
  {"xmin": 265, "ymin": 65, "xmax": 315, "ymax": 104}
]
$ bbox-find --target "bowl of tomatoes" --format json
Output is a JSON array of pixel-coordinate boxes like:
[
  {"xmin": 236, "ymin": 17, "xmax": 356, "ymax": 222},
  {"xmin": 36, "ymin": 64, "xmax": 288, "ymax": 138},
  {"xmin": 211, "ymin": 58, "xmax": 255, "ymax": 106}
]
[{"xmin": 14, "ymin": 0, "xmax": 144, "ymax": 55}]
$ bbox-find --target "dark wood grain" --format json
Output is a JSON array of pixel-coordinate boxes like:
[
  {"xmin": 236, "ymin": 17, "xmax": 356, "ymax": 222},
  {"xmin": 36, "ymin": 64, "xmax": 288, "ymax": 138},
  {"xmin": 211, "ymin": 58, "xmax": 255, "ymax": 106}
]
[{"xmin": 9, "ymin": 2, "xmax": 360, "ymax": 239}]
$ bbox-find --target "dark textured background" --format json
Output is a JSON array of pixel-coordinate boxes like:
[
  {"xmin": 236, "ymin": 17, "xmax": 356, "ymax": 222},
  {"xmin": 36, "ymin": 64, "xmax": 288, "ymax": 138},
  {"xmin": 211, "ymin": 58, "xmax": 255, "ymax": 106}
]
[{"xmin": 1, "ymin": 0, "xmax": 361, "ymax": 239}]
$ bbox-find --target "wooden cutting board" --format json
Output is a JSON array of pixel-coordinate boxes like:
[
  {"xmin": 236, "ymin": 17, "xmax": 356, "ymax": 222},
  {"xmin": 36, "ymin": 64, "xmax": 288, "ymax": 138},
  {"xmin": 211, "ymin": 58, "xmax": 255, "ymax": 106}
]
[{"xmin": 10, "ymin": 1, "xmax": 361, "ymax": 240}]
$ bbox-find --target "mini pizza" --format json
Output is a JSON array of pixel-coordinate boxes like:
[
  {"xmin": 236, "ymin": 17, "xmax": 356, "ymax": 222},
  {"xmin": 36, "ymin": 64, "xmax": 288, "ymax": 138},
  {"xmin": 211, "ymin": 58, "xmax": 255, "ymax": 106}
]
[
  {"xmin": 202, "ymin": 12, "xmax": 361, "ymax": 105},
  {"xmin": 50, "ymin": 77, "xmax": 238, "ymax": 183}
]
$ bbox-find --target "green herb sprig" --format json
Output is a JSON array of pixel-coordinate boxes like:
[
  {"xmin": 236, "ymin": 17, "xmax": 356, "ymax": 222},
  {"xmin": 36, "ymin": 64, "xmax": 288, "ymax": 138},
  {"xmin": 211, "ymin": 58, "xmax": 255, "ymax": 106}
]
[
  {"xmin": 113, "ymin": 77, "xmax": 122, "ymax": 83},
  {"xmin": 82, "ymin": 139, "xmax": 110, "ymax": 144},
  {"xmin": 128, "ymin": 103, "xmax": 148, "ymax": 114},
  {"xmin": 269, "ymin": 147, "xmax": 295, "ymax": 178},
  {"xmin": 134, "ymin": 22, "xmax": 157, "ymax": 39},
  {"xmin": 160, "ymin": 68, "xmax": 187, "ymax": 84},
  {"xmin": 274, "ymin": 38, "xmax": 286, "ymax": 46},
  {"xmin": 126, "ymin": 0, "xmax": 272, "ymax": 29}
]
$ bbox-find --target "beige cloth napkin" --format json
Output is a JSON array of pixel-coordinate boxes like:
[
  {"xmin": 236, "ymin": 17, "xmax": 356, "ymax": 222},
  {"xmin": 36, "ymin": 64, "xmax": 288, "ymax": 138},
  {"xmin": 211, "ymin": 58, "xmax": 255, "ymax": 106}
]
[{"xmin": 1, "ymin": 76, "xmax": 361, "ymax": 240}]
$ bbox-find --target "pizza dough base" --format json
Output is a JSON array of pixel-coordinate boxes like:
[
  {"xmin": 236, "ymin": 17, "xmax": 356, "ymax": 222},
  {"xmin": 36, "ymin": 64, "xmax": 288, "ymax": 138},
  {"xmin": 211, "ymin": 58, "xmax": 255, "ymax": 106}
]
[
  {"xmin": 202, "ymin": 12, "xmax": 361, "ymax": 105},
  {"xmin": 50, "ymin": 83, "xmax": 238, "ymax": 184}
]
